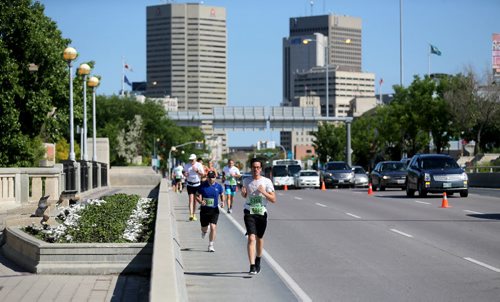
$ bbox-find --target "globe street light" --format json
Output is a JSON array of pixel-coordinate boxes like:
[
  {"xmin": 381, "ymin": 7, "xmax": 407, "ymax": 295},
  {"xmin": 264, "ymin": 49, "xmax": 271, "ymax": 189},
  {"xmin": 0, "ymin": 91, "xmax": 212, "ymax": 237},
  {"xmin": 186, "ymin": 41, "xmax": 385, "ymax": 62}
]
[
  {"xmin": 78, "ymin": 63, "xmax": 91, "ymax": 161},
  {"xmin": 87, "ymin": 76, "xmax": 100, "ymax": 162},
  {"xmin": 63, "ymin": 47, "xmax": 78, "ymax": 161}
]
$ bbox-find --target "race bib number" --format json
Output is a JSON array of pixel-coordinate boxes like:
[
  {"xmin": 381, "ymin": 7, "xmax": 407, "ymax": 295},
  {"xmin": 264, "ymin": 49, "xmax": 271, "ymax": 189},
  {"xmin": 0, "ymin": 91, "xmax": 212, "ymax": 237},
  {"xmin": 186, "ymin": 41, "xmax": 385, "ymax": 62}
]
[
  {"xmin": 228, "ymin": 176, "xmax": 237, "ymax": 185},
  {"xmin": 205, "ymin": 198, "xmax": 214, "ymax": 207},
  {"xmin": 249, "ymin": 195, "xmax": 265, "ymax": 215}
]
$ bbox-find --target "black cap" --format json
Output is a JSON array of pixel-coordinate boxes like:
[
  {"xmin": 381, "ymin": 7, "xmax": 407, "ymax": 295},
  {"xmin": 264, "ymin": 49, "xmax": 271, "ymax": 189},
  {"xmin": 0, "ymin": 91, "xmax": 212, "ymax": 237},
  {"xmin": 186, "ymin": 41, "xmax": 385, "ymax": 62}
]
[{"xmin": 207, "ymin": 171, "xmax": 216, "ymax": 178}]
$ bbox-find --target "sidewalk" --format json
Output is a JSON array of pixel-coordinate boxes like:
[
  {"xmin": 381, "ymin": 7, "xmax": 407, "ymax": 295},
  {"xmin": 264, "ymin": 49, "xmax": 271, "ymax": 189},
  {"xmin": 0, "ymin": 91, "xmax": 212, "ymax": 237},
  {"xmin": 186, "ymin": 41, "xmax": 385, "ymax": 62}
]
[
  {"xmin": 0, "ymin": 186, "xmax": 154, "ymax": 302},
  {"xmin": 171, "ymin": 191, "xmax": 297, "ymax": 301}
]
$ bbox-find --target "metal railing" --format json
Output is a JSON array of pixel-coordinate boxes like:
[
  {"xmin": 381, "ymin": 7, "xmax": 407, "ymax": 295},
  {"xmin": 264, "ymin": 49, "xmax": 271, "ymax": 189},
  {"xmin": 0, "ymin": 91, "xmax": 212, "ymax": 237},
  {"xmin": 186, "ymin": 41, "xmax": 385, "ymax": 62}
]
[{"xmin": 466, "ymin": 165, "xmax": 500, "ymax": 173}]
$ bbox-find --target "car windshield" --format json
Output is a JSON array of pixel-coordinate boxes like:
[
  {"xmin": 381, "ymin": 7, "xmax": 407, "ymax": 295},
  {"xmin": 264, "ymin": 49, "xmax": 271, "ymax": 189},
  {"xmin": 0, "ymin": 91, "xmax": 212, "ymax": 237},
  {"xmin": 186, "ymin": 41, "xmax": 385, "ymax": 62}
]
[
  {"xmin": 272, "ymin": 165, "xmax": 288, "ymax": 177},
  {"xmin": 300, "ymin": 171, "xmax": 318, "ymax": 176},
  {"xmin": 381, "ymin": 162, "xmax": 406, "ymax": 171},
  {"xmin": 288, "ymin": 165, "xmax": 302, "ymax": 176},
  {"xmin": 422, "ymin": 157, "xmax": 459, "ymax": 169},
  {"xmin": 354, "ymin": 167, "xmax": 366, "ymax": 174},
  {"xmin": 325, "ymin": 162, "xmax": 349, "ymax": 170}
]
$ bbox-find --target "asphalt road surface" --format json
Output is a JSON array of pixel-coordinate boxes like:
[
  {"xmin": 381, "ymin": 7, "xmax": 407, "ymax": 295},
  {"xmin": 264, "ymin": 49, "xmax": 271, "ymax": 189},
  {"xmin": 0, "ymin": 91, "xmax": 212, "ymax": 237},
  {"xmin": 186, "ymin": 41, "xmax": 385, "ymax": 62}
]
[{"xmin": 223, "ymin": 186, "xmax": 500, "ymax": 302}]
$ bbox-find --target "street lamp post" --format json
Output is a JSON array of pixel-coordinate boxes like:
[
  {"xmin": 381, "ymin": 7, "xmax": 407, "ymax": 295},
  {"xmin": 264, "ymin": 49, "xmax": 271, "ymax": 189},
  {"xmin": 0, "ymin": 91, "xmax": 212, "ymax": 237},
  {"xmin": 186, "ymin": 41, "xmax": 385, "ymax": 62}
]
[
  {"xmin": 303, "ymin": 36, "xmax": 329, "ymax": 117},
  {"xmin": 87, "ymin": 76, "xmax": 100, "ymax": 162},
  {"xmin": 278, "ymin": 145, "xmax": 287, "ymax": 159},
  {"xmin": 63, "ymin": 47, "xmax": 78, "ymax": 161},
  {"xmin": 78, "ymin": 63, "xmax": 91, "ymax": 161}
]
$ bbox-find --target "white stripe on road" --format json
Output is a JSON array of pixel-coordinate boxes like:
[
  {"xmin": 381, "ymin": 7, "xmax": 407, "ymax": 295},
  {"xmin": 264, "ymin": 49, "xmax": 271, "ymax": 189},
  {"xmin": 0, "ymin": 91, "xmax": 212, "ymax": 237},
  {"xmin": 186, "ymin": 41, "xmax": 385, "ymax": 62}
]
[
  {"xmin": 315, "ymin": 202, "xmax": 327, "ymax": 207},
  {"xmin": 390, "ymin": 229, "xmax": 414, "ymax": 238},
  {"xmin": 464, "ymin": 257, "xmax": 500, "ymax": 273},
  {"xmin": 277, "ymin": 192, "xmax": 284, "ymax": 196},
  {"xmin": 223, "ymin": 210, "xmax": 312, "ymax": 301},
  {"xmin": 414, "ymin": 200, "xmax": 431, "ymax": 205},
  {"xmin": 294, "ymin": 196, "xmax": 303, "ymax": 200},
  {"xmin": 346, "ymin": 213, "xmax": 361, "ymax": 219},
  {"xmin": 464, "ymin": 210, "xmax": 484, "ymax": 215}
]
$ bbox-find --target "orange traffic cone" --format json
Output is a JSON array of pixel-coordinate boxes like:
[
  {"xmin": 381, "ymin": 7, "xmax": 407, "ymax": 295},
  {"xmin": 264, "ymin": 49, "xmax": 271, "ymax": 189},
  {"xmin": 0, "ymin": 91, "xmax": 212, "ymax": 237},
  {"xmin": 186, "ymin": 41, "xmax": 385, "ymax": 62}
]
[
  {"xmin": 284, "ymin": 184, "xmax": 288, "ymax": 191},
  {"xmin": 440, "ymin": 192, "xmax": 450, "ymax": 208},
  {"xmin": 368, "ymin": 183, "xmax": 374, "ymax": 195},
  {"xmin": 321, "ymin": 181, "xmax": 326, "ymax": 191}
]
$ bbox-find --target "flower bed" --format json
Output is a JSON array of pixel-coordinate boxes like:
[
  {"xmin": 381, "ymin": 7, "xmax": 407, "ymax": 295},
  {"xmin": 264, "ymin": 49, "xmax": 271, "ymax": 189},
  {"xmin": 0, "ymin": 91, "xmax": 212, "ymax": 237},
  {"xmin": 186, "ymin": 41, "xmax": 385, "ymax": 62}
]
[
  {"xmin": 2, "ymin": 193, "xmax": 158, "ymax": 274},
  {"xmin": 23, "ymin": 193, "xmax": 157, "ymax": 243}
]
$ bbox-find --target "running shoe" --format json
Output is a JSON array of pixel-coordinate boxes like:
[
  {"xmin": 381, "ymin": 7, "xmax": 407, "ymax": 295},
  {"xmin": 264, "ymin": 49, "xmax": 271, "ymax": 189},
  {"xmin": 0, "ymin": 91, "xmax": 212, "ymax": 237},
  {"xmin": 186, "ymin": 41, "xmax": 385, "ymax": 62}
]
[
  {"xmin": 208, "ymin": 244, "xmax": 215, "ymax": 252},
  {"xmin": 192, "ymin": 216, "xmax": 197, "ymax": 221},
  {"xmin": 189, "ymin": 216, "xmax": 194, "ymax": 221},
  {"xmin": 249, "ymin": 265, "xmax": 257, "ymax": 275},
  {"xmin": 255, "ymin": 257, "xmax": 261, "ymax": 274},
  {"xmin": 201, "ymin": 232, "xmax": 207, "ymax": 239},
  {"xmin": 227, "ymin": 208, "xmax": 232, "ymax": 214}
]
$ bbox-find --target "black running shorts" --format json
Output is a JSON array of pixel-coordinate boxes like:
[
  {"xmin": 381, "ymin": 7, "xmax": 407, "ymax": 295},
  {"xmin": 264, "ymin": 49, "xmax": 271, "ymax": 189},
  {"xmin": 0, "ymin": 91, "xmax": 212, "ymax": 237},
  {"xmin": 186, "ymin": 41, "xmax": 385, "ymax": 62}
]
[
  {"xmin": 200, "ymin": 207, "xmax": 220, "ymax": 227},
  {"xmin": 243, "ymin": 209, "xmax": 268, "ymax": 238}
]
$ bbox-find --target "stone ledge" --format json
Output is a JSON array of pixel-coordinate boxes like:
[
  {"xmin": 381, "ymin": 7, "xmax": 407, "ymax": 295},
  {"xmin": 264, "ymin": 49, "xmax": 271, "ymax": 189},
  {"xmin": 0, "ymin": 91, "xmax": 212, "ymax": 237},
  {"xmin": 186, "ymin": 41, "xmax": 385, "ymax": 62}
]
[{"xmin": 2, "ymin": 227, "xmax": 152, "ymax": 275}]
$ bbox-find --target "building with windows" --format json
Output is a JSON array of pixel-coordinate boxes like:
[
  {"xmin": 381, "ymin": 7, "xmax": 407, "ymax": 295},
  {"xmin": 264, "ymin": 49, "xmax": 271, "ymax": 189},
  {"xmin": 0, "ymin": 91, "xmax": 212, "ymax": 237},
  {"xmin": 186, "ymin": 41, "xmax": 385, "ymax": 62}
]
[
  {"xmin": 281, "ymin": 13, "xmax": 377, "ymax": 155},
  {"xmin": 146, "ymin": 3, "xmax": 227, "ymax": 148}
]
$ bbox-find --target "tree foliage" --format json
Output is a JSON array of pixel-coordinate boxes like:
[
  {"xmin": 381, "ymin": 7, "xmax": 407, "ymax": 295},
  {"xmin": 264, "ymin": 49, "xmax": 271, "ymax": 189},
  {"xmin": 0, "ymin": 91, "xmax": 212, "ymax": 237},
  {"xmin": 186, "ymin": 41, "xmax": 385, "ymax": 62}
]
[
  {"xmin": 0, "ymin": 0, "xmax": 70, "ymax": 167},
  {"xmin": 95, "ymin": 95, "xmax": 204, "ymax": 167}
]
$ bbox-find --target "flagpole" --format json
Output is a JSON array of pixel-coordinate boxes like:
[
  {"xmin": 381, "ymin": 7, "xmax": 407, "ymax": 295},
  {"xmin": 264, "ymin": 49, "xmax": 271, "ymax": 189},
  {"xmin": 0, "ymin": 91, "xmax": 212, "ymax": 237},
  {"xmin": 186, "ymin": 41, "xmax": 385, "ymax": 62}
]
[
  {"xmin": 121, "ymin": 56, "xmax": 125, "ymax": 97},
  {"xmin": 428, "ymin": 46, "xmax": 431, "ymax": 77}
]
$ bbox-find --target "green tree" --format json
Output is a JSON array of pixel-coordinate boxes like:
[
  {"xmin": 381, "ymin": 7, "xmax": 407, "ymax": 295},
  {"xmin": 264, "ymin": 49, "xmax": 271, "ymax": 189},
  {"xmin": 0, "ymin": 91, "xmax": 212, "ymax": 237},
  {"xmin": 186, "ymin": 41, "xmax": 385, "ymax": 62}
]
[
  {"xmin": 443, "ymin": 70, "xmax": 500, "ymax": 155},
  {"xmin": 0, "ymin": 0, "xmax": 70, "ymax": 166},
  {"xmin": 312, "ymin": 122, "xmax": 345, "ymax": 163}
]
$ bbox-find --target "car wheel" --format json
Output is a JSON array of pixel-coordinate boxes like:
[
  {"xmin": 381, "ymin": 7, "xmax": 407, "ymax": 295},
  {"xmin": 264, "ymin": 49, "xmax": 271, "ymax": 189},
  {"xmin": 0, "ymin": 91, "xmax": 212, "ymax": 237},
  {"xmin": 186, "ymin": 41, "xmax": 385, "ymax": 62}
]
[
  {"xmin": 418, "ymin": 182, "xmax": 427, "ymax": 197},
  {"xmin": 406, "ymin": 185, "xmax": 415, "ymax": 197},
  {"xmin": 448, "ymin": 192, "xmax": 454, "ymax": 196},
  {"xmin": 460, "ymin": 190, "xmax": 468, "ymax": 197},
  {"xmin": 380, "ymin": 186, "xmax": 386, "ymax": 191}
]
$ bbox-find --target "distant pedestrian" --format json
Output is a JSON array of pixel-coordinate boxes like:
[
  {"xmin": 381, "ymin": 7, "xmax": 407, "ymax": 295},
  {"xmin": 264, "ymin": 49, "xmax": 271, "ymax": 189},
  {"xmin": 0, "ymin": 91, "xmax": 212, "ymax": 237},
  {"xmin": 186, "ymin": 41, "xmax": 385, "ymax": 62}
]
[
  {"xmin": 196, "ymin": 170, "xmax": 224, "ymax": 252},
  {"xmin": 222, "ymin": 159, "xmax": 241, "ymax": 213},
  {"xmin": 172, "ymin": 163, "xmax": 184, "ymax": 193},
  {"xmin": 184, "ymin": 154, "xmax": 205, "ymax": 221},
  {"xmin": 207, "ymin": 161, "xmax": 219, "ymax": 179},
  {"xmin": 241, "ymin": 158, "xmax": 276, "ymax": 275}
]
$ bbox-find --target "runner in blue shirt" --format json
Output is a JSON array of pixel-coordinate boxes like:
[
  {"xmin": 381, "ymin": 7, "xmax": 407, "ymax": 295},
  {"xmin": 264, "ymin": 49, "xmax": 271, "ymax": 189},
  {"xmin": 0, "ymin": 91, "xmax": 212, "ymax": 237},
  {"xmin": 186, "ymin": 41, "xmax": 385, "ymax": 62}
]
[{"xmin": 196, "ymin": 171, "xmax": 224, "ymax": 252}]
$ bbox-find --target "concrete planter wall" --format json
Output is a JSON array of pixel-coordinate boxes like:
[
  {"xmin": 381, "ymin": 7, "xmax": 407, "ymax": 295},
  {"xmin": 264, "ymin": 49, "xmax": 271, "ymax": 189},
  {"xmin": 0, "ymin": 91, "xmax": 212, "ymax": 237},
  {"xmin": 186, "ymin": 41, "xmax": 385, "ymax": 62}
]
[{"xmin": 2, "ymin": 227, "xmax": 152, "ymax": 275}]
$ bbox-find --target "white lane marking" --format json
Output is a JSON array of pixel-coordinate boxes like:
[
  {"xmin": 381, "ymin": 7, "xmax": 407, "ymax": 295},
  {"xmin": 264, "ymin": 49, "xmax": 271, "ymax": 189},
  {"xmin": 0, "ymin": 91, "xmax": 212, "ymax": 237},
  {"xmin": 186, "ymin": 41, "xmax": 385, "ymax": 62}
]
[
  {"xmin": 464, "ymin": 210, "xmax": 484, "ymax": 215},
  {"xmin": 346, "ymin": 213, "xmax": 361, "ymax": 219},
  {"xmin": 294, "ymin": 196, "xmax": 303, "ymax": 200},
  {"xmin": 414, "ymin": 200, "xmax": 431, "ymax": 205},
  {"xmin": 315, "ymin": 202, "xmax": 327, "ymax": 207},
  {"xmin": 223, "ymin": 210, "xmax": 312, "ymax": 301},
  {"xmin": 390, "ymin": 229, "xmax": 414, "ymax": 238},
  {"xmin": 464, "ymin": 257, "xmax": 500, "ymax": 273},
  {"xmin": 277, "ymin": 192, "xmax": 284, "ymax": 196}
]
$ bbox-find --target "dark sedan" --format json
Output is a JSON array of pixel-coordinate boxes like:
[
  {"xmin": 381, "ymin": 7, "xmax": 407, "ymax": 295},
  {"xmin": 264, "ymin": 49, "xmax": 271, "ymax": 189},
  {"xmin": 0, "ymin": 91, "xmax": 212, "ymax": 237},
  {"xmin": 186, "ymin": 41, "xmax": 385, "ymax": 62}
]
[
  {"xmin": 370, "ymin": 161, "xmax": 407, "ymax": 191},
  {"xmin": 406, "ymin": 154, "xmax": 468, "ymax": 197}
]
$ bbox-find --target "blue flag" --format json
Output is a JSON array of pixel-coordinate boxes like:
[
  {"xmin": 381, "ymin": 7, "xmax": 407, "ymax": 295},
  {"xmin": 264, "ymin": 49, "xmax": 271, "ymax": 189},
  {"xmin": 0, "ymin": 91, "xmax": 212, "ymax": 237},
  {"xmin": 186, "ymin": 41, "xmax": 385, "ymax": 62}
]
[
  {"xmin": 430, "ymin": 44, "xmax": 442, "ymax": 56},
  {"xmin": 124, "ymin": 75, "xmax": 132, "ymax": 87}
]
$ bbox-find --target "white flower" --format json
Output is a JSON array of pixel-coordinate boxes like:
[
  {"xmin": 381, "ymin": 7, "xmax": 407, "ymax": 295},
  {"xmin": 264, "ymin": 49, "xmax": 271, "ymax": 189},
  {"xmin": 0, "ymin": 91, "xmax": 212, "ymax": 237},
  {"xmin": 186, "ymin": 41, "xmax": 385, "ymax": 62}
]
[{"xmin": 122, "ymin": 197, "xmax": 152, "ymax": 242}]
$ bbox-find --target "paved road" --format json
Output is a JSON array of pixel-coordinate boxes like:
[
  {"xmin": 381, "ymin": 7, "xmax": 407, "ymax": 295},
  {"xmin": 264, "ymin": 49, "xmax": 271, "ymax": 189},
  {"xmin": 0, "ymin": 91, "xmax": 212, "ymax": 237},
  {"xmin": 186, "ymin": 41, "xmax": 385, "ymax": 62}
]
[
  {"xmin": 0, "ymin": 185, "xmax": 158, "ymax": 302},
  {"xmin": 226, "ymin": 187, "xmax": 499, "ymax": 301}
]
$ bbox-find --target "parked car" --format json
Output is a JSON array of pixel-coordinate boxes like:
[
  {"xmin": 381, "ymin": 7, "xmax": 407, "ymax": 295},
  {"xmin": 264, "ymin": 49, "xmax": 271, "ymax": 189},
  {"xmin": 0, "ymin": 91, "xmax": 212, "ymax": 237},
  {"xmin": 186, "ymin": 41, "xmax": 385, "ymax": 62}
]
[
  {"xmin": 321, "ymin": 161, "xmax": 355, "ymax": 188},
  {"xmin": 370, "ymin": 161, "xmax": 407, "ymax": 191},
  {"xmin": 406, "ymin": 154, "xmax": 468, "ymax": 197},
  {"xmin": 352, "ymin": 166, "xmax": 369, "ymax": 187},
  {"xmin": 294, "ymin": 170, "xmax": 320, "ymax": 189}
]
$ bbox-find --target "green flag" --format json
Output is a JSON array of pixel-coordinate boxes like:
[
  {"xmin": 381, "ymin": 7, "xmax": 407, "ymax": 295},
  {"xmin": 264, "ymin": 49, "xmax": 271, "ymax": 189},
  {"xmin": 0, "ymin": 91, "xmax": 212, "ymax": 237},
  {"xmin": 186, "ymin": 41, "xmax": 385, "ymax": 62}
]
[{"xmin": 430, "ymin": 44, "xmax": 442, "ymax": 56}]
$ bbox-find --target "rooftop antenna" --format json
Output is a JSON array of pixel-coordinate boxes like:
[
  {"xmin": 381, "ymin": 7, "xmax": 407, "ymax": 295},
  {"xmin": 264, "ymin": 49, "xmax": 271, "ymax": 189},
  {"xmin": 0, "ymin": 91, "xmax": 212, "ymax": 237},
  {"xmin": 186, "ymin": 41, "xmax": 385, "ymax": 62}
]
[{"xmin": 310, "ymin": 1, "xmax": 314, "ymax": 16}]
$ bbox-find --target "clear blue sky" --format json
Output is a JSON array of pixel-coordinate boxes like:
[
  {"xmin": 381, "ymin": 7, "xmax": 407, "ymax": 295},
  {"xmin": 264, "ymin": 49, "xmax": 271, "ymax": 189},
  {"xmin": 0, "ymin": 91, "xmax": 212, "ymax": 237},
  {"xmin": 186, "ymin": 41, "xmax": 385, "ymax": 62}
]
[{"xmin": 40, "ymin": 0, "xmax": 499, "ymax": 147}]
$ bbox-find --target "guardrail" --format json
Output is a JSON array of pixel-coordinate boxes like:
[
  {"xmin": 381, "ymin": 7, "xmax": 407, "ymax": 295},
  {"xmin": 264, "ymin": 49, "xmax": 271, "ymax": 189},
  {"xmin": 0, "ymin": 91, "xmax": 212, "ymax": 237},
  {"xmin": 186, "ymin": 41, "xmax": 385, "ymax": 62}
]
[
  {"xmin": 0, "ymin": 161, "xmax": 108, "ymax": 206},
  {"xmin": 466, "ymin": 166, "xmax": 500, "ymax": 173}
]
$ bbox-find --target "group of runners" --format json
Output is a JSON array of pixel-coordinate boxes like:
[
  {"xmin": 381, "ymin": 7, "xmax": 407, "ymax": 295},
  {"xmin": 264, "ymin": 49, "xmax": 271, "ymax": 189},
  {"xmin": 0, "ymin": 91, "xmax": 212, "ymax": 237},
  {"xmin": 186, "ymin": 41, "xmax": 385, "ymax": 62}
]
[{"xmin": 175, "ymin": 155, "xmax": 276, "ymax": 275}]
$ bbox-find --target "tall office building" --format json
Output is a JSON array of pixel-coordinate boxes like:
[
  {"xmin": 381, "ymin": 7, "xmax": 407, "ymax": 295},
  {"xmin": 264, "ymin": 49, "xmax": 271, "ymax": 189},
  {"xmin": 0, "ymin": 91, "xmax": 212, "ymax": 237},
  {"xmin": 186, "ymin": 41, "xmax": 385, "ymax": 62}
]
[
  {"xmin": 146, "ymin": 3, "xmax": 227, "ymax": 147},
  {"xmin": 283, "ymin": 14, "xmax": 362, "ymax": 107}
]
